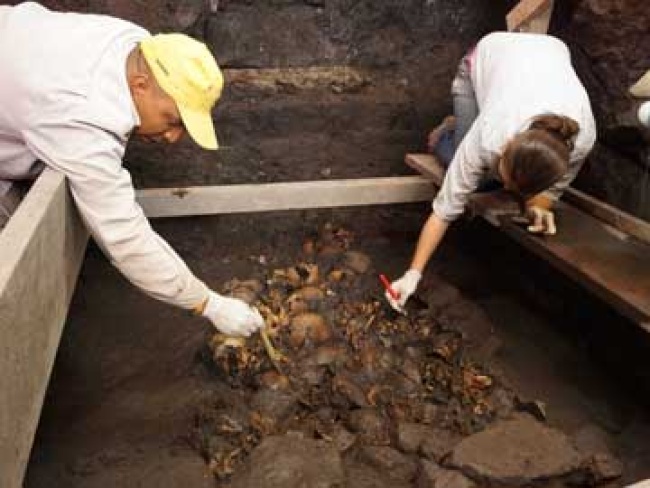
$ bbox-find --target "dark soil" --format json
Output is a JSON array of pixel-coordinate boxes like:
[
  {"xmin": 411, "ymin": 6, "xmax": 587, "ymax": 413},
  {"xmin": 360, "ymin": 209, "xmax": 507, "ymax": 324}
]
[{"xmin": 25, "ymin": 206, "xmax": 650, "ymax": 487}]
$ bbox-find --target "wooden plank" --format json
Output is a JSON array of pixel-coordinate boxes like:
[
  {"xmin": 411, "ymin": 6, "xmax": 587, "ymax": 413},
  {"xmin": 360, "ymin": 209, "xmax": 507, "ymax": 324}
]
[
  {"xmin": 563, "ymin": 188, "xmax": 650, "ymax": 245},
  {"xmin": 405, "ymin": 153, "xmax": 520, "ymax": 225},
  {"xmin": 405, "ymin": 153, "xmax": 650, "ymax": 328},
  {"xmin": 506, "ymin": 0, "xmax": 554, "ymax": 33},
  {"xmin": 0, "ymin": 170, "xmax": 88, "ymax": 488},
  {"xmin": 406, "ymin": 153, "xmax": 650, "ymax": 244},
  {"xmin": 500, "ymin": 204, "xmax": 650, "ymax": 331},
  {"xmin": 137, "ymin": 176, "xmax": 436, "ymax": 218}
]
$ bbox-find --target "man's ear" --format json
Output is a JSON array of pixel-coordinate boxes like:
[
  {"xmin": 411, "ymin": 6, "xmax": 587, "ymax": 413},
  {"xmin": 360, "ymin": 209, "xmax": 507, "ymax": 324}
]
[{"xmin": 128, "ymin": 73, "xmax": 151, "ymax": 98}]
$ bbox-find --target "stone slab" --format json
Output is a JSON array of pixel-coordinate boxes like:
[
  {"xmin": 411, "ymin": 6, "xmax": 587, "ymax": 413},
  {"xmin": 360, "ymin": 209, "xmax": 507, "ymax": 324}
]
[{"xmin": 0, "ymin": 170, "xmax": 88, "ymax": 488}]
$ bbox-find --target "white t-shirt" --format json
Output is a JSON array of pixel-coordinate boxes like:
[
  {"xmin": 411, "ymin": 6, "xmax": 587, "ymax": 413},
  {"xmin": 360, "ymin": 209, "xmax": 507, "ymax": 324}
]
[
  {"xmin": 0, "ymin": 2, "xmax": 208, "ymax": 309},
  {"xmin": 433, "ymin": 32, "xmax": 597, "ymax": 222}
]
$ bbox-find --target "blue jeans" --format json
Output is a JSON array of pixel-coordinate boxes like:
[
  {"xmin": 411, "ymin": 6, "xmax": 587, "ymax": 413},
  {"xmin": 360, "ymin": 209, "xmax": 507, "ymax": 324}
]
[
  {"xmin": 433, "ymin": 50, "xmax": 478, "ymax": 167},
  {"xmin": 433, "ymin": 49, "xmax": 501, "ymax": 192}
]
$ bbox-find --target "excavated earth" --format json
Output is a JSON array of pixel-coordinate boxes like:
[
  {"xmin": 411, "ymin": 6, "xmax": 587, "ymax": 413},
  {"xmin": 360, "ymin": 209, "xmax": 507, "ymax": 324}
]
[{"xmin": 25, "ymin": 208, "xmax": 650, "ymax": 487}]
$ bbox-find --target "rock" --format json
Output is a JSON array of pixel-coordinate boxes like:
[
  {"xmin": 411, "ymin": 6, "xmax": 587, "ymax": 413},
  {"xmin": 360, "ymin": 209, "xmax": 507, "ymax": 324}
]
[
  {"xmin": 573, "ymin": 424, "xmax": 614, "ymax": 457},
  {"xmin": 310, "ymin": 343, "xmax": 349, "ymax": 368},
  {"xmin": 358, "ymin": 446, "xmax": 418, "ymax": 482},
  {"xmin": 422, "ymin": 280, "xmax": 460, "ymax": 311},
  {"xmin": 487, "ymin": 388, "xmax": 515, "ymax": 420},
  {"xmin": 418, "ymin": 460, "xmax": 442, "ymax": 488},
  {"xmin": 343, "ymin": 251, "xmax": 371, "ymax": 274},
  {"xmin": 258, "ymin": 371, "xmax": 291, "ymax": 391},
  {"xmin": 582, "ymin": 453, "xmax": 624, "ymax": 485},
  {"xmin": 330, "ymin": 424, "xmax": 357, "ymax": 452},
  {"xmin": 420, "ymin": 428, "xmax": 463, "ymax": 463},
  {"xmin": 332, "ymin": 372, "xmax": 369, "ymax": 408},
  {"xmin": 296, "ymin": 365, "xmax": 328, "ymax": 386},
  {"xmin": 344, "ymin": 460, "xmax": 411, "ymax": 488},
  {"xmin": 398, "ymin": 422, "xmax": 426, "ymax": 453},
  {"xmin": 286, "ymin": 286, "xmax": 325, "ymax": 314},
  {"xmin": 411, "ymin": 402, "xmax": 442, "ymax": 425},
  {"xmin": 448, "ymin": 415, "xmax": 582, "ymax": 484},
  {"xmin": 572, "ymin": 424, "xmax": 623, "ymax": 484},
  {"xmin": 250, "ymin": 389, "xmax": 298, "ymax": 427},
  {"xmin": 230, "ymin": 433, "xmax": 344, "ymax": 488},
  {"xmin": 417, "ymin": 461, "xmax": 476, "ymax": 488},
  {"xmin": 346, "ymin": 408, "xmax": 391, "ymax": 445}
]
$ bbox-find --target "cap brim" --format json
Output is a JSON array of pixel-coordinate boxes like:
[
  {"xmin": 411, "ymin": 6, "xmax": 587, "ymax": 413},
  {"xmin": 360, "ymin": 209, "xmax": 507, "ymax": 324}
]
[
  {"xmin": 630, "ymin": 70, "xmax": 650, "ymax": 98},
  {"xmin": 178, "ymin": 103, "xmax": 219, "ymax": 150}
]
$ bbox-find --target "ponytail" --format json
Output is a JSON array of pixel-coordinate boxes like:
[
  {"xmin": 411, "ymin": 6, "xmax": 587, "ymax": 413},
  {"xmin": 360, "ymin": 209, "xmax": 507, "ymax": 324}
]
[{"xmin": 529, "ymin": 114, "xmax": 579, "ymax": 151}]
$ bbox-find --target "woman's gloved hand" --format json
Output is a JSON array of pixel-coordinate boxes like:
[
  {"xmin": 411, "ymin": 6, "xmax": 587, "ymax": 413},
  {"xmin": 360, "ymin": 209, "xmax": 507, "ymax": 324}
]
[
  {"xmin": 201, "ymin": 291, "xmax": 264, "ymax": 337},
  {"xmin": 526, "ymin": 205, "xmax": 556, "ymax": 235},
  {"xmin": 385, "ymin": 269, "xmax": 422, "ymax": 313}
]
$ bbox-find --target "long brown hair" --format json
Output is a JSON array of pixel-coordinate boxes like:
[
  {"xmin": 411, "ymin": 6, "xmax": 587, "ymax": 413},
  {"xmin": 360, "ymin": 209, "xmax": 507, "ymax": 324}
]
[{"xmin": 501, "ymin": 114, "xmax": 579, "ymax": 199}]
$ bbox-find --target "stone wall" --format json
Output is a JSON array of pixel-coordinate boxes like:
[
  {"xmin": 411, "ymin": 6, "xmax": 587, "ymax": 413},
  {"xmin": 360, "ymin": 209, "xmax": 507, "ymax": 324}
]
[
  {"xmin": 5, "ymin": 1, "xmax": 648, "ymax": 218},
  {"xmin": 554, "ymin": 0, "xmax": 650, "ymax": 219},
  {"xmin": 121, "ymin": 0, "xmax": 512, "ymax": 188}
]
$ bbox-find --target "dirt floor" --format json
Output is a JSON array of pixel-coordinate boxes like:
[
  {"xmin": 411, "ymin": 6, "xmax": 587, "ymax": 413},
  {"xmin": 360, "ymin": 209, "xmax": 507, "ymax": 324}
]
[{"xmin": 25, "ymin": 205, "xmax": 650, "ymax": 487}]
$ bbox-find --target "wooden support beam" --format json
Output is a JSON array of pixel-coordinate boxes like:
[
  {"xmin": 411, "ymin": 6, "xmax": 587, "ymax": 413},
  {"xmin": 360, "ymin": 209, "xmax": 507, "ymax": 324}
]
[
  {"xmin": 563, "ymin": 187, "xmax": 650, "ymax": 245},
  {"xmin": 404, "ymin": 153, "xmax": 650, "ymax": 329},
  {"xmin": 137, "ymin": 176, "xmax": 436, "ymax": 219},
  {"xmin": 405, "ymin": 153, "xmax": 521, "ymax": 226},
  {"xmin": 405, "ymin": 153, "xmax": 650, "ymax": 245},
  {"xmin": 506, "ymin": 0, "xmax": 554, "ymax": 33},
  {"xmin": 0, "ymin": 170, "xmax": 88, "ymax": 488}
]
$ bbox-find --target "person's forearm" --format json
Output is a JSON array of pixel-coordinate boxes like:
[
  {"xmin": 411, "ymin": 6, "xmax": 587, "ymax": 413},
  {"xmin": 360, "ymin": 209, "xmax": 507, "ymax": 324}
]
[
  {"xmin": 409, "ymin": 212, "xmax": 450, "ymax": 273},
  {"xmin": 527, "ymin": 193, "xmax": 554, "ymax": 210}
]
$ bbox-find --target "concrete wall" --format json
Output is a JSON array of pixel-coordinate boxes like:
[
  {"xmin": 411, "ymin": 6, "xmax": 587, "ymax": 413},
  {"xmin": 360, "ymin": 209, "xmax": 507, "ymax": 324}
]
[{"xmin": 0, "ymin": 170, "xmax": 88, "ymax": 488}]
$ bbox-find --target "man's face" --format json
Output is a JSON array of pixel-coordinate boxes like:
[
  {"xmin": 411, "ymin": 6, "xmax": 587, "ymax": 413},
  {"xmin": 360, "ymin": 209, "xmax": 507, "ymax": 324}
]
[
  {"xmin": 129, "ymin": 50, "xmax": 186, "ymax": 144},
  {"xmin": 134, "ymin": 90, "xmax": 186, "ymax": 144}
]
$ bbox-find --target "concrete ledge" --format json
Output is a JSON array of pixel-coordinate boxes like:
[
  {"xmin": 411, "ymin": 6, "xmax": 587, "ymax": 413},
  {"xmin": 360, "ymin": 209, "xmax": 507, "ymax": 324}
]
[
  {"xmin": 0, "ymin": 169, "xmax": 88, "ymax": 488},
  {"xmin": 137, "ymin": 176, "xmax": 436, "ymax": 218}
]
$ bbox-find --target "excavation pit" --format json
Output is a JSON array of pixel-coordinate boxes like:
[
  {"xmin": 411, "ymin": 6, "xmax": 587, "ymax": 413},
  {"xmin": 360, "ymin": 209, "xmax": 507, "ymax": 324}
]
[{"xmin": 24, "ymin": 209, "xmax": 650, "ymax": 487}]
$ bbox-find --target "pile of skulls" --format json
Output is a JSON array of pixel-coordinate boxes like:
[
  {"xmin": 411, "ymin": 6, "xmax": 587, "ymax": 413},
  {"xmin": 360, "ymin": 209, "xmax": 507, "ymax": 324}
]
[{"xmin": 189, "ymin": 224, "xmax": 506, "ymax": 480}]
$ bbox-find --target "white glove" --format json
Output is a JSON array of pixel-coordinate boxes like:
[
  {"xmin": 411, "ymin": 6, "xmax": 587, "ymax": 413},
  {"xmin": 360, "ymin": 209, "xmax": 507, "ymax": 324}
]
[
  {"xmin": 385, "ymin": 269, "xmax": 422, "ymax": 313},
  {"xmin": 202, "ymin": 291, "xmax": 264, "ymax": 337},
  {"xmin": 526, "ymin": 206, "xmax": 556, "ymax": 235}
]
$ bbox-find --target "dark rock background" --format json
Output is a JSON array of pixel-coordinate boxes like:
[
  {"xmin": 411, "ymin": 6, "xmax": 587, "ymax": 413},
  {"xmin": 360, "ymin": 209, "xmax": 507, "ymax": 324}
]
[
  {"xmin": 553, "ymin": 0, "xmax": 650, "ymax": 220},
  {"xmin": 3, "ymin": 0, "xmax": 648, "ymax": 218}
]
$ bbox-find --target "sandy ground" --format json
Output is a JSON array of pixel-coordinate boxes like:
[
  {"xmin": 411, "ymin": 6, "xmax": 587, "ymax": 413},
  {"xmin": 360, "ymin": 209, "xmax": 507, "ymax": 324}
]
[{"xmin": 25, "ymin": 205, "xmax": 650, "ymax": 487}]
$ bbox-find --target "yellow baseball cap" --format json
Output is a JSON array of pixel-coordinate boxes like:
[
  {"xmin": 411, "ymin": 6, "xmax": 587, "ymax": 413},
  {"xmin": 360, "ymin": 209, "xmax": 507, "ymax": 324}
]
[{"xmin": 140, "ymin": 33, "xmax": 223, "ymax": 150}]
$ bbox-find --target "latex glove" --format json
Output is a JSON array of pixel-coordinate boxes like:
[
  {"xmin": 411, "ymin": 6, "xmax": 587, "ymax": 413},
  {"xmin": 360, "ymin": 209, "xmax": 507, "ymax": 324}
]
[
  {"xmin": 385, "ymin": 269, "xmax": 421, "ymax": 313},
  {"xmin": 526, "ymin": 206, "xmax": 556, "ymax": 235},
  {"xmin": 202, "ymin": 291, "xmax": 264, "ymax": 337}
]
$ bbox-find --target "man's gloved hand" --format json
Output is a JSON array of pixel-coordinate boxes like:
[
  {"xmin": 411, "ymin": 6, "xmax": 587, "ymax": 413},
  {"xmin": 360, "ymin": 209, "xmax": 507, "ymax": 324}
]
[
  {"xmin": 526, "ymin": 205, "xmax": 556, "ymax": 235},
  {"xmin": 385, "ymin": 269, "xmax": 422, "ymax": 313},
  {"xmin": 202, "ymin": 291, "xmax": 264, "ymax": 337}
]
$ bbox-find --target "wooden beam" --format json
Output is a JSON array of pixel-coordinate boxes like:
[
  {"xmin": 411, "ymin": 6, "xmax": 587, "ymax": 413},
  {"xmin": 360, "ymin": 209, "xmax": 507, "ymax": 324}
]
[
  {"xmin": 137, "ymin": 176, "xmax": 436, "ymax": 219},
  {"xmin": 563, "ymin": 188, "xmax": 650, "ymax": 245},
  {"xmin": 405, "ymin": 153, "xmax": 650, "ymax": 245},
  {"xmin": 0, "ymin": 170, "xmax": 88, "ymax": 488},
  {"xmin": 404, "ymin": 153, "xmax": 650, "ymax": 329},
  {"xmin": 404, "ymin": 153, "xmax": 521, "ymax": 226},
  {"xmin": 506, "ymin": 0, "xmax": 554, "ymax": 33}
]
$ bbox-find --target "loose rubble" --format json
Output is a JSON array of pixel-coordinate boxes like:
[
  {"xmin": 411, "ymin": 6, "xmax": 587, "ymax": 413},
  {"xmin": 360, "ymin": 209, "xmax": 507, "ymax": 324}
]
[{"xmin": 188, "ymin": 224, "xmax": 624, "ymax": 487}]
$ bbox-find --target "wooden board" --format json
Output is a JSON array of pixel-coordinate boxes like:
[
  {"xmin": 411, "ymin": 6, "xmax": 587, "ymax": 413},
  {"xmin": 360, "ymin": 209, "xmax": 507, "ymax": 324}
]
[
  {"xmin": 404, "ymin": 153, "xmax": 650, "ymax": 329},
  {"xmin": 404, "ymin": 153, "xmax": 521, "ymax": 226},
  {"xmin": 137, "ymin": 176, "xmax": 436, "ymax": 218},
  {"xmin": 0, "ymin": 170, "xmax": 88, "ymax": 488},
  {"xmin": 506, "ymin": 0, "xmax": 554, "ymax": 33}
]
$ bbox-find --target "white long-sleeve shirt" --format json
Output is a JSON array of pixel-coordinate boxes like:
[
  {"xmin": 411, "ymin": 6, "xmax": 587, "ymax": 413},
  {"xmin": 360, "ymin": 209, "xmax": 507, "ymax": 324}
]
[
  {"xmin": 0, "ymin": 3, "xmax": 208, "ymax": 309},
  {"xmin": 433, "ymin": 32, "xmax": 597, "ymax": 222}
]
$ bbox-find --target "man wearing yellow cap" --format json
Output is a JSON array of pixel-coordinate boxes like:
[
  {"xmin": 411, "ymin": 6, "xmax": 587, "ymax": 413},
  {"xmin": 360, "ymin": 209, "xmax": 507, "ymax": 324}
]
[{"xmin": 0, "ymin": 2, "xmax": 264, "ymax": 336}]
